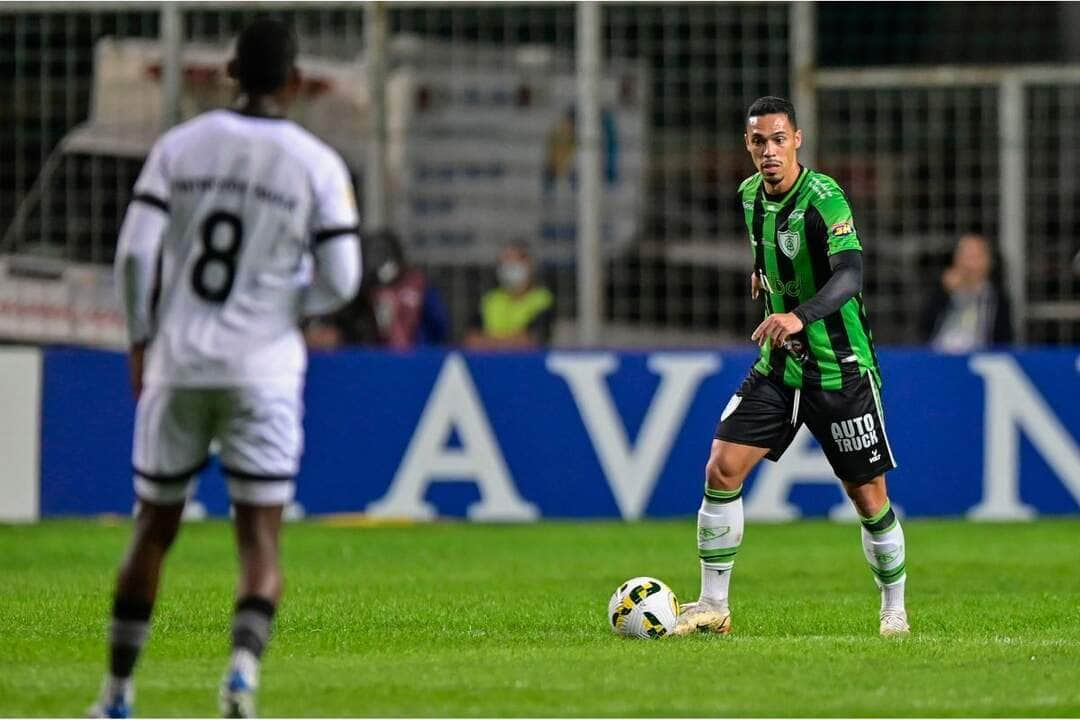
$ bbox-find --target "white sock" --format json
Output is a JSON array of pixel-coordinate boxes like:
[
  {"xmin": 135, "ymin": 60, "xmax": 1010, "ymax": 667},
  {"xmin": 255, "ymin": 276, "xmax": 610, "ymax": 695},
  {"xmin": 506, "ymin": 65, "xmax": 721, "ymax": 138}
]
[
  {"xmin": 698, "ymin": 487, "xmax": 744, "ymax": 609},
  {"xmin": 880, "ymin": 577, "xmax": 906, "ymax": 615},
  {"xmin": 701, "ymin": 562, "xmax": 733, "ymax": 607},
  {"xmin": 859, "ymin": 499, "xmax": 906, "ymax": 613},
  {"xmin": 229, "ymin": 648, "xmax": 260, "ymax": 687},
  {"xmin": 104, "ymin": 675, "xmax": 132, "ymax": 700}
]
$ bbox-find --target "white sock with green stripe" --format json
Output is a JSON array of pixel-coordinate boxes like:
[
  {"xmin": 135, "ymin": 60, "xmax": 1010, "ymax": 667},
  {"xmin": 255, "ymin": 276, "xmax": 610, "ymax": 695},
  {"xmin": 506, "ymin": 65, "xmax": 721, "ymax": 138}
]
[
  {"xmin": 698, "ymin": 485, "xmax": 744, "ymax": 609},
  {"xmin": 859, "ymin": 499, "xmax": 906, "ymax": 612}
]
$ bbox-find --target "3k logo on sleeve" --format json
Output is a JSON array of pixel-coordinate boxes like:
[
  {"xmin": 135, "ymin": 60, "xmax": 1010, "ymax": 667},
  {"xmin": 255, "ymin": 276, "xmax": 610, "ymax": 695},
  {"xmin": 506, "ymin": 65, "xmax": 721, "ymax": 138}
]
[{"xmin": 830, "ymin": 220, "xmax": 855, "ymax": 237}]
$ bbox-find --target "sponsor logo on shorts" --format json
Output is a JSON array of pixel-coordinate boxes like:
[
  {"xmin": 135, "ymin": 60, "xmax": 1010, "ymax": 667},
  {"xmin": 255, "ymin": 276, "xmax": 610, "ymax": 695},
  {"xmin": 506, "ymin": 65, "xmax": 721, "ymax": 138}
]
[
  {"xmin": 869, "ymin": 449, "xmax": 882, "ymax": 463},
  {"xmin": 830, "ymin": 413, "xmax": 879, "ymax": 454}
]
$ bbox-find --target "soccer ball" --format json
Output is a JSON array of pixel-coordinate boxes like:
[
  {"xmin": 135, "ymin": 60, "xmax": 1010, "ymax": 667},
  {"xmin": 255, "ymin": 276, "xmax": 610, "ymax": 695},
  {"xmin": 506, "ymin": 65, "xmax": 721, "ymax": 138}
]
[{"xmin": 608, "ymin": 576, "xmax": 679, "ymax": 639}]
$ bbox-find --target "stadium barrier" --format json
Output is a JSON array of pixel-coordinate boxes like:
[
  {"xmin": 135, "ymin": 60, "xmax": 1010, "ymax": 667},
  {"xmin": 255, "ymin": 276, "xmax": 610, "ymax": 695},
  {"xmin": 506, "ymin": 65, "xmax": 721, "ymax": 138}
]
[
  {"xmin": 3, "ymin": 347, "xmax": 1077, "ymax": 523},
  {"xmin": 0, "ymin": 348, "xmax": 41, "ymax": 522}
]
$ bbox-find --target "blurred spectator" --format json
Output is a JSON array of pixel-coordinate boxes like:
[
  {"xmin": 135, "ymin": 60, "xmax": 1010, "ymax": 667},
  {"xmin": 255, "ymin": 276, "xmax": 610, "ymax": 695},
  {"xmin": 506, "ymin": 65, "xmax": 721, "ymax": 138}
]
[
  {"xmin": 465, "ymin": 242, "xmax": 554, "ymax": 350},
  {"xmin": 921, "ymin": 232, "xmax": 1013, "ymax": 352},
  {"xmin": 306, "ymin": 229, "xmax": 449, "ymax": 350}
]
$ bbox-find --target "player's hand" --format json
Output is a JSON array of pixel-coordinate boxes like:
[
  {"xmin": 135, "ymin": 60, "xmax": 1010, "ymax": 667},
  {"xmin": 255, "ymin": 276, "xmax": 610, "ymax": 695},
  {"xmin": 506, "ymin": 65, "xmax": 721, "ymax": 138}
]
[
  {"xmin": 128, "ymin": 342, "xmax": 146, "ymax": 400},
  {"xmin": 750, "ymin": 272, "xmax": 761, "ymax": 299},
  {"xmin": 752, "ymin": 313, "xmax": 804, "ymax": 348}
]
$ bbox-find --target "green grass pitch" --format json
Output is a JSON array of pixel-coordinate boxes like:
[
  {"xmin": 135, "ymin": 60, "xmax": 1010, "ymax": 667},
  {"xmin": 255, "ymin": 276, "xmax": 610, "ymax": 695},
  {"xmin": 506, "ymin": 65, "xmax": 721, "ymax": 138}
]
[{"xmin": 2, "ymin": 518, "xmax": 1079, "ymax": 717}]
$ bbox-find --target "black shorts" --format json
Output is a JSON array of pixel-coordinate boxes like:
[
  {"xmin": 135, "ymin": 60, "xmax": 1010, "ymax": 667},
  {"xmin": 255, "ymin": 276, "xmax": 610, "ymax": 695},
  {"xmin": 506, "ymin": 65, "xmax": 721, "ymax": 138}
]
[{"xmin": 714, "ymin": 369, "xmax": 897, "ymax": 484}]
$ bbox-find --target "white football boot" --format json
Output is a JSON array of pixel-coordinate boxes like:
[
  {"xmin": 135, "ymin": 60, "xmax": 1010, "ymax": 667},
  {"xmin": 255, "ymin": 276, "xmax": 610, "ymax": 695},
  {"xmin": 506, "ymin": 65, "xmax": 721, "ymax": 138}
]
[
  {"xmin": 674, "ymin": 600, "xmax": 732, "ymax": 636},
  {"xmin": 879, "ymin": 609, "xmax": 910, "ymax": 637},
  {"xmin": 87, "ymin": 679, "xmax": 133, "ymax": 719},
  {"xmin": 219, "ymin": 666, "xmax": 257, "ymax": 718}
]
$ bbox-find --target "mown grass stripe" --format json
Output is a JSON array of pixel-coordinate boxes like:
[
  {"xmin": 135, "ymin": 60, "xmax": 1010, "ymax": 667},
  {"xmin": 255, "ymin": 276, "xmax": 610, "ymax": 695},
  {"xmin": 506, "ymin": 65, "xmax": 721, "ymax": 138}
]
[{"xmin": 2, "ymin": 519, "xmax": 1079, "ymax": 717}]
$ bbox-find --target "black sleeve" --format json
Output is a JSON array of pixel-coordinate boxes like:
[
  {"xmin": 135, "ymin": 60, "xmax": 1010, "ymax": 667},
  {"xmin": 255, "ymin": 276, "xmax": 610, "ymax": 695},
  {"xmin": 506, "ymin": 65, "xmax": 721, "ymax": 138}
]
[{"xmin": 792, "ymin": 250, "xmax": 862, "ymax": 326}]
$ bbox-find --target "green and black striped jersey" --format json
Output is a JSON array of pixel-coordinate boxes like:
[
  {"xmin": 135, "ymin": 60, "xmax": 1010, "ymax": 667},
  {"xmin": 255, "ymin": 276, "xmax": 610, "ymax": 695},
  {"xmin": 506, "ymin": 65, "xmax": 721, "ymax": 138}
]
[{"xmin": 739, "ymin": 166, "xmax": 882, "ymax": 391}]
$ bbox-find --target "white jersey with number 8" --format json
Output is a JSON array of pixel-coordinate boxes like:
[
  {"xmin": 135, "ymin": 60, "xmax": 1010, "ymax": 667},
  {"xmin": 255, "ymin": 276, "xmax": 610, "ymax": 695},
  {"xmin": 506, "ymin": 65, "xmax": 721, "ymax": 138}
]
[{"xmin": 127, "ymin": 108, "xmax": 359, "ymax": 389}]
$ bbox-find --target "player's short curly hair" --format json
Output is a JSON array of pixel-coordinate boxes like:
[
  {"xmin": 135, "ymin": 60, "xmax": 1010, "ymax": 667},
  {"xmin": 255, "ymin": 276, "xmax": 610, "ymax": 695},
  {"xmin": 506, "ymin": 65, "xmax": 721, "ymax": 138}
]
[
  {"xmin": 234, "ymin": 18, "xmax": 298, "ymax": 95},
  {"xmin": 746, "ymin": 96, "xmax": 797, "ymax": 128}
]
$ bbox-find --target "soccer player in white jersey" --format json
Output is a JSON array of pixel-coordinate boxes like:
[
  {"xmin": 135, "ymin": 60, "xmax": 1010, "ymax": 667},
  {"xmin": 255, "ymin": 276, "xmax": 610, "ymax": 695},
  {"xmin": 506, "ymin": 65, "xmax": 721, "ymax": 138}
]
[{"xmin": 89, "ymin": 19, "xmax": 360, "ymax": 719}]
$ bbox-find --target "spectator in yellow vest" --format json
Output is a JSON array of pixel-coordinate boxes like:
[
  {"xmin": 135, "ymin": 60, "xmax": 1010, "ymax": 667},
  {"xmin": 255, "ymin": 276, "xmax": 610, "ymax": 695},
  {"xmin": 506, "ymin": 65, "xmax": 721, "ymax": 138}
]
[{"xmin": 465, "ymin": 243, "xmax": 554, "ymax": 350}]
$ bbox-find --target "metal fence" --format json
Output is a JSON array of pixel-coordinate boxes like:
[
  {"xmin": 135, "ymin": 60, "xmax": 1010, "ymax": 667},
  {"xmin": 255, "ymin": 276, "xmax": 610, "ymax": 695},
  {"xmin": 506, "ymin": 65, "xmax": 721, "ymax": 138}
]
[{"xmin": 0, "ymin": 2, "xmax": 1077, "ymax": 348}]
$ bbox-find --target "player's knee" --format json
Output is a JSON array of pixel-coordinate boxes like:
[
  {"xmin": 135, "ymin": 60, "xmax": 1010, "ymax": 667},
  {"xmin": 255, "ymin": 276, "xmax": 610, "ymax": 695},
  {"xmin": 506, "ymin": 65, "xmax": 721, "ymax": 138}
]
[
  {"xmin": 705, "ymin": 454, "xmax": 744, "ymax": 491},
  {"xmin": 843, "ymin": 475, "xmax": 887, "ymax": 516}
]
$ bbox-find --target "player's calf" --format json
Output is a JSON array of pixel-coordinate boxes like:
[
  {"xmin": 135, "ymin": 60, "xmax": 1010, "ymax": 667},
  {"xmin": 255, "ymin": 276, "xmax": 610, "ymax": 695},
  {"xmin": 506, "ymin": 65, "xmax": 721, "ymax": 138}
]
[
  {"xmin": 220, "ymin": 595, "xmax": 277, "ymax": 718},
  {"xmin": 91, "ymin": 502, "xmax": 182, "ymax": 719},
  {"xmin": 858, "ymin": 498, "xmax": 909, "ymax": 636},
  {"xmin": 680, "ymin": 477, "xmax": 745, "ymax": 637},
  {"xmin": 685, "ymin": 441, "xmax": 762, "ymax": 630},
  {"xmin": 696, "ymin": 484, "xmax": 744, "ymax": 610},
  {"xmin": 88, "ymin": 596, "xmax": 151, "ymax": 718},
  {"xmin": 843, "ymin": 475, "xmax": 909, "ymax": 636}
]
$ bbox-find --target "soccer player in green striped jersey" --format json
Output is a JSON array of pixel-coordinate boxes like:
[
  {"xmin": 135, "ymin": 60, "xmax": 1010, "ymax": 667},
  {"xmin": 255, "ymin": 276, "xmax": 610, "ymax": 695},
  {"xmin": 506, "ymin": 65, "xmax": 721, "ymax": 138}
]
[{"xmin": 677, "ymin": 97, "xmax": 909, "ymax": 638}]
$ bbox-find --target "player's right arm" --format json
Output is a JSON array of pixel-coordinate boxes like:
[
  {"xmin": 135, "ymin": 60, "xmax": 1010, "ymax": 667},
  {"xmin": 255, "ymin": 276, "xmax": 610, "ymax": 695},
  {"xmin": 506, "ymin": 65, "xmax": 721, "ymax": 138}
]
[
  {"xmin": 115, "ymin": 140, "xmax": 171, "ymax": 397},
  {"xmin": 736, "ymin": 183, "xmax": 761, "ymax": 300},
  {"xmin": 302, "ymin": 151, "xmax": 361, "ymax": 318}
]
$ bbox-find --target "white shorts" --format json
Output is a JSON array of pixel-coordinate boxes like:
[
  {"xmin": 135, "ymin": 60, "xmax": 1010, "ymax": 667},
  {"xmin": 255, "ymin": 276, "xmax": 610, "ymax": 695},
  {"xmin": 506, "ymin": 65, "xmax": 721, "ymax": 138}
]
[{"xmin": 132, "ymin": 385, "xmax": 303, "ymax": 507}]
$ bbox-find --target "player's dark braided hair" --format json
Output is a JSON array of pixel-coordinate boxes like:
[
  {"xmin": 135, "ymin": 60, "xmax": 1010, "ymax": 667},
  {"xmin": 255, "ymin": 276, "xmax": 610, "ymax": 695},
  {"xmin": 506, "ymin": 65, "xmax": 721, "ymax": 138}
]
[
  {"xmin": 234, "ymin": 18, "xmax": 298, "ymax": 95},
  {"xmin": 746, "ymin": 96, "xmax": 797, "ymax": 128}
]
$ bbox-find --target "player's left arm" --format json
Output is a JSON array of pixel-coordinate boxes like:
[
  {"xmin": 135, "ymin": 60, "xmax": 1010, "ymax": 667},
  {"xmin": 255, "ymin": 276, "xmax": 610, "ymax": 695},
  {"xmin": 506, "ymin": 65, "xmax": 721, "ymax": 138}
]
[
  {"xmin": 789, "ymin": 250, "xmax": 862, "ymax": 327},
  {"xmin": 792, "ymin": 186, "xmax": 864, "ymax": 326},
  {"xmin": 302, "ymin": 153, "xmax": 362, "ymax": 318},
  {"xmin": 752, "ymin": 187, "xmax": 863, "ymax": 347},
  {"xmin": 115, "ymin": 140, "xmax": 171, "ymax": 397},
  {"xmin": 304, "ymin": 231, "xmax": 361, "ymax": 318}
]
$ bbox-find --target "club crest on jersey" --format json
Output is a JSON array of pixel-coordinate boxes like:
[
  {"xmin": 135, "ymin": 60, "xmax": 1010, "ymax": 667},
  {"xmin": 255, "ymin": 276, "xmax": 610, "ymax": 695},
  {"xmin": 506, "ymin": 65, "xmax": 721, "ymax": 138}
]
[
  {"xmin": 831, "ymin": 220, "xmax": 855, "ymax": 237},
  {"xmin": 777, "ymin": 229, "xmax": 800, "ymax": 259}
]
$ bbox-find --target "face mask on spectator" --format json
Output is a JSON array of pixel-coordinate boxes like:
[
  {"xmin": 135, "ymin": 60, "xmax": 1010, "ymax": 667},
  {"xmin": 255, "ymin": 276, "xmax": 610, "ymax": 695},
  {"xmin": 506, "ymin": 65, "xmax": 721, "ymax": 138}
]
[{"xmin": 497, "ymin": 261, "xmax": 530, "ymax": 292}]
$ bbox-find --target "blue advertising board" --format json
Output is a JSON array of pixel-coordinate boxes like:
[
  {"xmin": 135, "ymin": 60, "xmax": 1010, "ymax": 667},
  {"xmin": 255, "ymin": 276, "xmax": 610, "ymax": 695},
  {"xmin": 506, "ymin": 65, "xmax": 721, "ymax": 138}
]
[{"xmin": 40, "ymin": 347, "xmax": 1080, "ymax": 520}]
